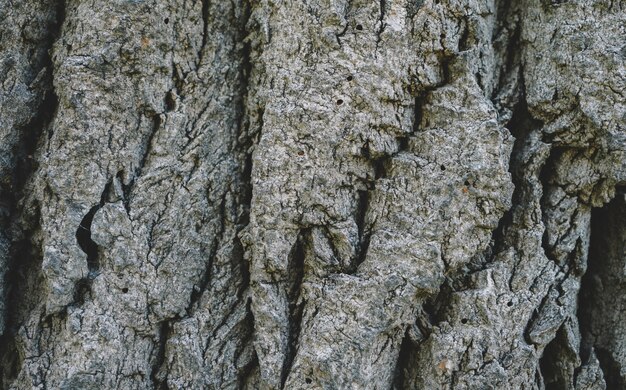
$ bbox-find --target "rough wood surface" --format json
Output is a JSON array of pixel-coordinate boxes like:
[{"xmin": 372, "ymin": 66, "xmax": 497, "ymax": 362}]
[{"xmin": 0, "ymin": 0, "xmax": 624, "ymax": 388}]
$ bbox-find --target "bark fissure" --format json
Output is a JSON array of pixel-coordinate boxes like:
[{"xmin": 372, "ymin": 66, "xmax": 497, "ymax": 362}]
[
  {"xmin": 73, "ymin": 181, "xmax": 111, "ymax": 305},
  {"xmin": 392, "ymin": 328, "xmax": 416, "ymax": 389},
  {"xmin": 151, "ymin": 321, "xmax": 171, "ymax": 390},
  {"xmin": 375, "ymin": 0, "xmax": 387, "ymax": 49},
  {"xmin": 353, "ymin": 189, "xmax": 372, "ymax": 270},
  {"xmin": 579, "ymin": 192, "xmax": 626, "ymax": 388},
  {"xmin": 281, "ymin": 230, "xmax": 307, "ymax": 387}
]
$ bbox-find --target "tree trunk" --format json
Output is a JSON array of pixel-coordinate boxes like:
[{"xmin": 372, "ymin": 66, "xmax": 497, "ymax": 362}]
[{"xmin": 0, "ymin": 0, "xmax": 624, "ymax": 388}]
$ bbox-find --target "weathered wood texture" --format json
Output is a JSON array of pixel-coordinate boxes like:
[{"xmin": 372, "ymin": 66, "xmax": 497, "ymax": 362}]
[{"xmin": 0, "ymin": 0, "xmax": 624, "ymax": 388}]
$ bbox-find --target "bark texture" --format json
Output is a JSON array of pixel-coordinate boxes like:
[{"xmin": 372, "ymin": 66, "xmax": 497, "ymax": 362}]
[{"xmin": 0, "ymin": 0, "xmax": 624, "ymax": 389}]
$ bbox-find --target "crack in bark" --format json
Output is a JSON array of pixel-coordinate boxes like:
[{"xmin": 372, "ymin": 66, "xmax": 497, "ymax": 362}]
[
  {"xmin": 392, "ymin": 328, "xmax": 416, "ymax": 388},
  {"xmin": 197, "ymin": 0, "xmax": 211, "ymax": 67},
  {"xmin": 352, "ymin": 75, "xmax": 448, "ymax": 272},
  {"xmin": 151, "ymin": 321, "xmax": 171, "ymax": 390},
  {"xmin": 353, "ymin": 189, "xmax": 372, "ymax": 270},
  {"xmin": 393, "ymin": 11, "xmax": 533, "ymax": 382},
  {"xmin": 406, "ymin": 0, "xmax": 425, "ymax": 20},
  {"xmin": 578, "ymin": 192, "xmax": 626, "ymax": 388},
  {"xmin": 73, "ymin": 180, "xmax": 111, "ymax": 305},
  {"xmin": 281, "ymin": 229, "xmax": 307, "ymax": 387},
  {"xmin": 375, "ymin": 0, "xmax": 387, "ymax": 50}
]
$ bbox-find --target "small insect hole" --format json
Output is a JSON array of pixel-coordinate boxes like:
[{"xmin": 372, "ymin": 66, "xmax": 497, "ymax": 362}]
[
  {"xmin": 347, "ymin": 75, "xmax": 353, "ymax": 81},
  {"xmin": 297, "ymin": 150, "xmax": 305, "ymax": 156},
  {"xmin": 461, "ymin": 318, "xmax": 468, "ymax": 324},
  {"xmin": 122, "ymin": 288, "xmax": 129, "ymax": 293},
  {"xmin": 305, "ymin": 378, "xmax": 312, "ymax": 384},
  {"xmin": 464, "ymin": 180, "xmax": 471, "ymax": 187},
  {"xmin": 336, "ymin": 99, "xmax": 344, "ymax": 105},
  {"xmin": 356, "ymin": 24, "xmax": 363, "ymax": 31},
  {"xmin": 440, "ymin": 165, "xmax": 446, "ymax": 171},
  {"xmin": 165, "ymin": 91, "xmax": 177, "ymax": 111},
  {"xmin": 507, "ymin": 301, "xmax": 513, "ymax": 307},
  {"xmin": 164, "ymin": 17, "xmax": 169, "ymax": 24}
]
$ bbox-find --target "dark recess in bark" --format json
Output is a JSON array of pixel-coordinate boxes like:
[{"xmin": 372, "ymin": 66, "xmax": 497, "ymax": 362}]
[
  {"xmin": 393, "ymin": 328, "xmax": 416, "ymax": 388},
  {"xmin": 579, "ymin": 191, "xmax": 626, "ymax": 389},
  {"xmin": 0, "ymin": 219, "xmax": 45, "ymax": 390},
  {"xmin": 151, "ymin": 321, "xmax": 172, "ymax": 390},
  {"xmin": 73, "ymin": 181, "xmax": 112, "ymax": 304},
  {"xmin": 281, "ymin": 229, "xmax": 307, "ymax": 386},
  {"xmin": 539, "ymin": 324, "xmax": 573, "ymax": 390}
]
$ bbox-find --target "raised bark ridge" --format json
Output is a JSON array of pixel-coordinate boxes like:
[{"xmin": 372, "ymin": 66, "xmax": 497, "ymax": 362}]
[{"xmin": 0, "ymin": 0, "xmax": 624, "ymax": 389}]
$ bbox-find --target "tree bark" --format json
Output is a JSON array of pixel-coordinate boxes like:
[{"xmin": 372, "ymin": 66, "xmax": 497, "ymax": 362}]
[{"xmin": 0, "ymin": 0, "xmax": 624, "ymax": 388}]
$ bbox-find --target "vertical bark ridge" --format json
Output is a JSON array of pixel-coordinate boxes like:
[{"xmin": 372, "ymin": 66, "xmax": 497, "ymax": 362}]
[{"xmin": 0, "ymin": 0, "xmax": 65, "ymax": 387}]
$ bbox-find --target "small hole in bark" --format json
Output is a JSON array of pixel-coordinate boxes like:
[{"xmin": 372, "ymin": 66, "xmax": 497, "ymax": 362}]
[
  {"xmin": 298, "ymin": 150, "xmax": 305, "ymax": 156},
  {"xmin": 347, "ymin": 75, "xmax": 353, "ymax": 81},
  {"xmin": 356, "ymin": 24, "xmax": 363, "ymax": 31},
  {"xmin": 305, "ymin": 378, "xmax": 312, "ymax": 384},
  {"xmin": 440, "ymin": 165, "xmax": 446, "ymax": 171},
  {"xmin": 507, "ymin": 301, "xmax": 513, "ymax": 307},
  {"xmin": 464, "ymin": 180, "xmax": 471, "ymax": 186},
  {"xmin": 165, "ymin": 90, "xmax": 176, "ymax": 111},
  {"xmin": 336, "ymin": 99, "xmax": 344, "ymax": 105},
  {"xmin": 461, "ymin": 318, "xmax": 468, "ymax": 324},
  {"xmin": 164, "ymin": 17, "xmax": 169, "ymax": 24},
  {"xmin": 122, "ymin": 288, "xmax": 129, "ymax": 294}
]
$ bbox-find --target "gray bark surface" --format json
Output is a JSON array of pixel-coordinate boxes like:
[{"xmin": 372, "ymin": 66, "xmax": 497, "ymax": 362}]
[{"xmin": 0, "ymin": 0, "xmax": 624, "ymax": 389}]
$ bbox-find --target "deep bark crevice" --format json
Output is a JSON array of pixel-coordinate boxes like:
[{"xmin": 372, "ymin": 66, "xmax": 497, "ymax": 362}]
[
  {"xmin": 0, "ymin": 216, "xmax": 45, "ymax": 389},
  {"xmin": 579, "ymin": 191, "xmax": 626, "ymax": 389},
  {"xmin": 492, "ymin": 0, "xmax": 522, "ymax": 103},
  {"xmin": 538, "ymin": 146, "xmax": 567, "ymax": 262},
  {"xmin": 538, "ymin": 324, "xmax": 573, "ymax": 390},
  {"xmin": 281, "ymin": 229, "xmax": 307, "ymax": 387},
  {"xmin": 594, "ymin": 348, "xmax": 624, "ymax": 390},
  {"xmin": 375, "ymin": 0, "xmax": 387, "ymax": 49},
  {"xmin": 392, "ymin": 328, "xmax": 417, "ymax": 389},
  {"xmin": 73, "ymin": 181, "xmax": 111, "ymax": 306},
  {"xmin": 353, "ymin": 189, "xmax": 372, "ymax": 270},
  {"xmin": 237, "ymin": 298, "xmax": 258, "ymax": 375},
  {"xmin": 151, "ymin": 321, "xmax": 172, "ymax": 390},
  {"xmin": 197, "ymin": 0, "xmax": 211, "ymax": 67}
]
